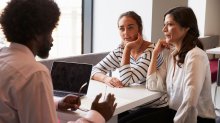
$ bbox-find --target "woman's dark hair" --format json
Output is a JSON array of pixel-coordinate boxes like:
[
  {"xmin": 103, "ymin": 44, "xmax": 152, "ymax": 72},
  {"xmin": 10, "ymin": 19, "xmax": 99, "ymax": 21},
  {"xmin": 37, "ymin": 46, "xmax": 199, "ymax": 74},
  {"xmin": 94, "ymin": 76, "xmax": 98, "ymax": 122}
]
[
  {"xmin": 0, "ymin": 0, "xmax": 60, "ymax": 45},
  {"xmin": 118, "ymin": 11, "xmax": 143, "ymax": 35},
  {"xmin": 164, "ymin": 7, "xmax": 204, "ymax": 67}
]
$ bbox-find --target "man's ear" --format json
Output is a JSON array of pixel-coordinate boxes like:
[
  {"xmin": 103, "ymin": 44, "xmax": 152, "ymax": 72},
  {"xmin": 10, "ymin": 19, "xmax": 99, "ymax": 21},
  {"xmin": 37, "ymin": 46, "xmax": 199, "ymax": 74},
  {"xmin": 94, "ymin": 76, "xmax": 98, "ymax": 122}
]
[{"xmin": 34, "ymin": 35, "xmax": 41, "ymax": 43}]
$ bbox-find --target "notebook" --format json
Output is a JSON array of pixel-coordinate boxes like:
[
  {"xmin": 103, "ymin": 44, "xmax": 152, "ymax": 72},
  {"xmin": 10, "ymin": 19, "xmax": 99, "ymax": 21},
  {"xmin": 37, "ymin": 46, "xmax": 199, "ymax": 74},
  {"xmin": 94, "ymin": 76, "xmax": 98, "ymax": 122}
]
[{"xmin": 51, "ymin": 61, "xmax": 92, "ymax": 97}]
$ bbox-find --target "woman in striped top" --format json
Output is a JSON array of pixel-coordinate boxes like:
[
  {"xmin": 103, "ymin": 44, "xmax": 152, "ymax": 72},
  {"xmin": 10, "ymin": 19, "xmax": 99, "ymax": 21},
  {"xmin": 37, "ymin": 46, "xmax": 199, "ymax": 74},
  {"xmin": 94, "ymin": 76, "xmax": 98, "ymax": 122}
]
[{"xmin": 91, "ymin": 11, "xmax": 163, "ymax": 87}]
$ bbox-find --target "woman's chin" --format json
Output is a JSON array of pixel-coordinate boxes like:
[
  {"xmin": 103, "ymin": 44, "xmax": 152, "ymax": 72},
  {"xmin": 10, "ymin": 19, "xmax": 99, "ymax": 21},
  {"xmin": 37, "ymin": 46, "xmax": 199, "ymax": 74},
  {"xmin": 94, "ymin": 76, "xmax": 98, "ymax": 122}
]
[
  {"xmin": 125, "ymin": 40, "xmax": 132, "ymax": 42},
  {"xmin": 165, "ymin": 38, "xmax": 172, "ymax": 43}
]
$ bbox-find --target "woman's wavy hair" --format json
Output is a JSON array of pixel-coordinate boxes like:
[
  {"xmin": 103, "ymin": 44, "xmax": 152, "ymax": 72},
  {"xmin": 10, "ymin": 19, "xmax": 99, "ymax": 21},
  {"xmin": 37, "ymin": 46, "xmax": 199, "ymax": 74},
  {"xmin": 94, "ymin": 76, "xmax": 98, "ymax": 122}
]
[
  {"xmin": 117, "ymin": 11, "xmax": 143, "ymax": 35},
  {"xmin": 164, "ymin": 7, "xmax": 204, "ymax": 67},
  {"xmin": 0, "ymin": 0, "xmax": 60, "ymax": 45}
]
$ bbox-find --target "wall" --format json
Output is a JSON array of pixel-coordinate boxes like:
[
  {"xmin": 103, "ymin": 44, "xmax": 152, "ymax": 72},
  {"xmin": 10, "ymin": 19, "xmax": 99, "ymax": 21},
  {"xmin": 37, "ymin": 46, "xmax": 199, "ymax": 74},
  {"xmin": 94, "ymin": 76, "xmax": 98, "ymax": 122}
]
[
  {"xmin": 151, "ymin": 0, "xmax": 187, "ymax": 42},
  {"xmin": 204, "ymin": 0, "xmax": 220, "ymax": 45},
  {"xmin": 93, "ymin": 0, "xmax": 220, "ymax": 52},
  {"xmin": 93, "ymin": 0, "xmax": 152, "ymax": 52},
  {"xmin": 188, "ymin": 0, "xmax": 206, "ymax": 36},
  {"xmin": 189, "ymin": 0, "xmax": 220, "ymax": 44}
]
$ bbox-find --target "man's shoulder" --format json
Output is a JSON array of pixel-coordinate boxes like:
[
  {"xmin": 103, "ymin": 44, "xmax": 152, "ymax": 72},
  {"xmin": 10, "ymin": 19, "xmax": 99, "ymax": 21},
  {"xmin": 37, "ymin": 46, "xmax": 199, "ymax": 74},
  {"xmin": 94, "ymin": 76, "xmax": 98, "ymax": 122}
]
[
  {"xmin": 11, "ymin": 59, "xmax": 50, "ymax": 79},
  {"xmin": 26, "ymin": 61, "xmax": 50, "ymax": 75}
]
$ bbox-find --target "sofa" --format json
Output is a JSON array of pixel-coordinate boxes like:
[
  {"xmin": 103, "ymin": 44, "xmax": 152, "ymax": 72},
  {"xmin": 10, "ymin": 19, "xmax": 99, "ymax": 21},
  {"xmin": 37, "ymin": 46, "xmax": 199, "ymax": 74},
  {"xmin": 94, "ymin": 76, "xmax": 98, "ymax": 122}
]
[{"xmin": 39, "ymin": 51, "xmax": 109, "ymax": 71}]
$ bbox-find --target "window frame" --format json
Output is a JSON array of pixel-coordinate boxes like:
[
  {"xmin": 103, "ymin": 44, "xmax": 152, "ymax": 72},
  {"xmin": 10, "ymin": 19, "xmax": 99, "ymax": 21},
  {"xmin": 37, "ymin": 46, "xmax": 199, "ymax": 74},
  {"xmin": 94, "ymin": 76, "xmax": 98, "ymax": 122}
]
[{"xmin": 82, "ymin": 0, "xmax": 93, "ymax": 54}]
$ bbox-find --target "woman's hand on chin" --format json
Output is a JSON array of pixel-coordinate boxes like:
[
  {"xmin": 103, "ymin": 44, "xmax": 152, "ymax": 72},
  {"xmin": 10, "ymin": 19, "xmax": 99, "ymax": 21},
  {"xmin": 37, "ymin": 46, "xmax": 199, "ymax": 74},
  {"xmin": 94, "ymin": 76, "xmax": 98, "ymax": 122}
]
[{"xmin": 154, "ymin": 39, "xmax": 170, "ymax": 55}]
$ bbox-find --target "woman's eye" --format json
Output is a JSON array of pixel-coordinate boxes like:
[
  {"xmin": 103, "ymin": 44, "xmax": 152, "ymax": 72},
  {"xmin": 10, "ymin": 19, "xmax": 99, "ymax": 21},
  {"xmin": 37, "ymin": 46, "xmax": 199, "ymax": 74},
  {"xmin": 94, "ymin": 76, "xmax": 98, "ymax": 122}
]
[
  {"xmin": 164, "ymin": 22, "xmax": 174, "ymax": 27},
  {"xmin": 119, "ymin": 28, "xmax": 124, "ymax": 31},
  {"xmin": 167, "ymin": 23, "xmax": 174, "ymax": 26},
  {"xmin": 127, "ymin": 27, "xmax": 133, "ymax": 30}
]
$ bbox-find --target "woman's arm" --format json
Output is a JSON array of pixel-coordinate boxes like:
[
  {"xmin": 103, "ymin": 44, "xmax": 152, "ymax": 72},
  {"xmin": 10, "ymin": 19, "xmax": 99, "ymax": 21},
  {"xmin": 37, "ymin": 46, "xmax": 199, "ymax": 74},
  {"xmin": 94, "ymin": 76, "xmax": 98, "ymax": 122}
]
[
  {"xmin": 120, "ymin": 49, "xmax": 163, "ymax": 86},
  {"xmin": 120, "ymin": 34, "xmax": 142, "ymax": 66},
  {"xmin": 146, "ymin": 39, "xmax": 169, "ymax": 92},
  {"xmin": 147, "ymin": 50, "xmax": 159, "ymax": 76},
  {"xmin": 92, "ymin": 73, "xmax": 108, "ymax": 83},
  {"xmin": 148, "ymin": 39, "xmax": 168, "ymax": 76},
  {"xmin": 120, "ymin": 45, "xmax": 132, "ymax": 65},
  {"xmin": 174, "ymin": 51, "xmax": 209, "ymax": 123},
  {"xmin": 92, "ymin": 73, "xmax": 122, "ymax": 87},
  {"xmin": 120, "ymin": 35, "xmax": 158, "ymax": 86},
  {"xmin": 146, "ymin": 54, "xmax": 167, "ymax": 92},
  {"xmin": 91, "ymin": 49, "xmax": 123, "ymax": 88}
]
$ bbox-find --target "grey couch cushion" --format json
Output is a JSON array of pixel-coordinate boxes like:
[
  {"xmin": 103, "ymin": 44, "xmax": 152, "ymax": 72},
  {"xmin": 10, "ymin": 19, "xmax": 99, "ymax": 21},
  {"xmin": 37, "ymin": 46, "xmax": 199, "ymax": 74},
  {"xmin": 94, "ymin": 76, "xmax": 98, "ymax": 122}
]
[{"xmin": 39, "ymin": 52, "xmax": 109, "ymax": 71}]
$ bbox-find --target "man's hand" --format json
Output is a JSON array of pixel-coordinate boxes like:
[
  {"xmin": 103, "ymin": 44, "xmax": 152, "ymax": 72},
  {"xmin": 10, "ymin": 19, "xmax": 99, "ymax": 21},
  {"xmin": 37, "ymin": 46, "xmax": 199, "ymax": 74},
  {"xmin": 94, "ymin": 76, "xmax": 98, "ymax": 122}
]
[
  {"xmin": 58, "ymin": 94, "xmax": 81, "ymax": 111},
  {"xmin": 91, "ymin": 93, "xmax": 117, "ymax": 121}
]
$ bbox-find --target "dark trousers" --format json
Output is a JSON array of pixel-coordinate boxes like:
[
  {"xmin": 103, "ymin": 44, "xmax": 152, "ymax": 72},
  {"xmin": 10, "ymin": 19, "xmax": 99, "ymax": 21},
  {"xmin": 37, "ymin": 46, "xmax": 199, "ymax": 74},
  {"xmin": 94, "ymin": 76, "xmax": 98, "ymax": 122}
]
[
  {"xmin": 118, "ymin": 106, "xmax": 171, "ymax": 123},
  {"xmin": 118, "ymin": 106, "xmax": 215, "ymax": 123}
]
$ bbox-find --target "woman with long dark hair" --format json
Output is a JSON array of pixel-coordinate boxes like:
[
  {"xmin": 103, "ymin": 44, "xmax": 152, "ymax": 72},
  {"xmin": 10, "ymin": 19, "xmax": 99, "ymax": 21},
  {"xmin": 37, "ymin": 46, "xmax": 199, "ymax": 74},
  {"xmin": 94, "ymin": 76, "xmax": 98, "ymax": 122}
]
[{"xmin": 146, "ymin": 6, "xmax": 216, "ymax": 123}]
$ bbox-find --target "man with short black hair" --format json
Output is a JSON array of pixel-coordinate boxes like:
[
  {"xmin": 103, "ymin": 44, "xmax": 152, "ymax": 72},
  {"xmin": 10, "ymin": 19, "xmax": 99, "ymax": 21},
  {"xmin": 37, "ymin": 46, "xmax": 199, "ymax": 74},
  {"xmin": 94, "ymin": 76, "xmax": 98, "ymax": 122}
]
[{"xmin": 0, "ymin": 0, "xmax": 116, "ymax": 123}]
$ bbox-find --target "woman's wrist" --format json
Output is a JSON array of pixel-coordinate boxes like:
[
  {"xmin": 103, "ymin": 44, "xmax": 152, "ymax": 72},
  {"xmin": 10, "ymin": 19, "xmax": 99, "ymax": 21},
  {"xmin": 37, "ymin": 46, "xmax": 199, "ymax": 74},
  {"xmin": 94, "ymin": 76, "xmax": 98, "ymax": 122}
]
[
  {"xmin": 102, "ymin": 76, "xmax": 109, "ymax": 83},
  {"xmin": 152, "ymin": 50, "xmax": 160, "ymax": 58},
  {"xmin": 124, "ymin": 45, "xmax": 132, "ymax": 52}
]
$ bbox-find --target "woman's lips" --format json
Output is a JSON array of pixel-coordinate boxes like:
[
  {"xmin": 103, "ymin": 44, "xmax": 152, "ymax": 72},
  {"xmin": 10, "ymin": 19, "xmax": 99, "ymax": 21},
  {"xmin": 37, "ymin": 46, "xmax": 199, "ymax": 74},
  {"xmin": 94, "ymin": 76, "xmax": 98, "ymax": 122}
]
[
  {"xmin": 124, "ymin": 37, "xmax": 135, "ymax": 41},
  {"xmin": 165, "ymin": 34, "xmax": 171, "ymax": 39}
]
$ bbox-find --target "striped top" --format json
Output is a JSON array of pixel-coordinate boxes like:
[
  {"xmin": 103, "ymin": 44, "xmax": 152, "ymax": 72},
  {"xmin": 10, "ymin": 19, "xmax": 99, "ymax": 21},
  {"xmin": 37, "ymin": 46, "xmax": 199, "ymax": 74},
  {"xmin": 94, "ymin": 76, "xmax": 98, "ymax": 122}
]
[{"xmin": 92, "ymin": 43, "xmax": 163, "ymax": 86}]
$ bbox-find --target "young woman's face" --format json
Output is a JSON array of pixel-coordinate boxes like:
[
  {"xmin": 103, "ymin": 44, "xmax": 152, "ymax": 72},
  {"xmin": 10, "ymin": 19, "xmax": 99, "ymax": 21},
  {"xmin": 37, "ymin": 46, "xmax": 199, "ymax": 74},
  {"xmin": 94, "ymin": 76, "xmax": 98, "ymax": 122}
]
[
  {"xmin": 118, "ymin": 16, "xmax": 139, "ymax": 42},
  {"xmin": 162, "ymin": 14, "xmax": 188, "ymax": 45}
]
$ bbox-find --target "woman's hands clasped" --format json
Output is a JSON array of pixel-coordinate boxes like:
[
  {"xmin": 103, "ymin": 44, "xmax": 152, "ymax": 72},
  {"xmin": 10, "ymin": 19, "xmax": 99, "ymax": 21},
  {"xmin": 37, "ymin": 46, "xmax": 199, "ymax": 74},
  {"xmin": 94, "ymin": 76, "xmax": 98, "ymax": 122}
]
[{"xmin": 103, "ymin": 76, "xmax": 123, "ymax": 88}]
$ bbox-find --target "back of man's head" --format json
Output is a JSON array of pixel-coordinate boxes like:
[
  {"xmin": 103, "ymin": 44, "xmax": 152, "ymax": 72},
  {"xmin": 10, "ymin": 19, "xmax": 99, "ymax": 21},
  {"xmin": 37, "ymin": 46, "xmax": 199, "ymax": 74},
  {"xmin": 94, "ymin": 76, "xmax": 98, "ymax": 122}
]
[{"xmin": 0, "ymin": 0, "xmax": 60, "ymax": 45}]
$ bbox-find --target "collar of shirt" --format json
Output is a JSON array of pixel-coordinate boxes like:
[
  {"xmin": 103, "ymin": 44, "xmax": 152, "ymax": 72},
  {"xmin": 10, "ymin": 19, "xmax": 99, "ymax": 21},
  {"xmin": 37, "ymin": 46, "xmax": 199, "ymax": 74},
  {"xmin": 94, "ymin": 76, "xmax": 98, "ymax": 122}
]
[{"xmin": 10, "ymin": 42, "xmax": 35, "ymax": 60}]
